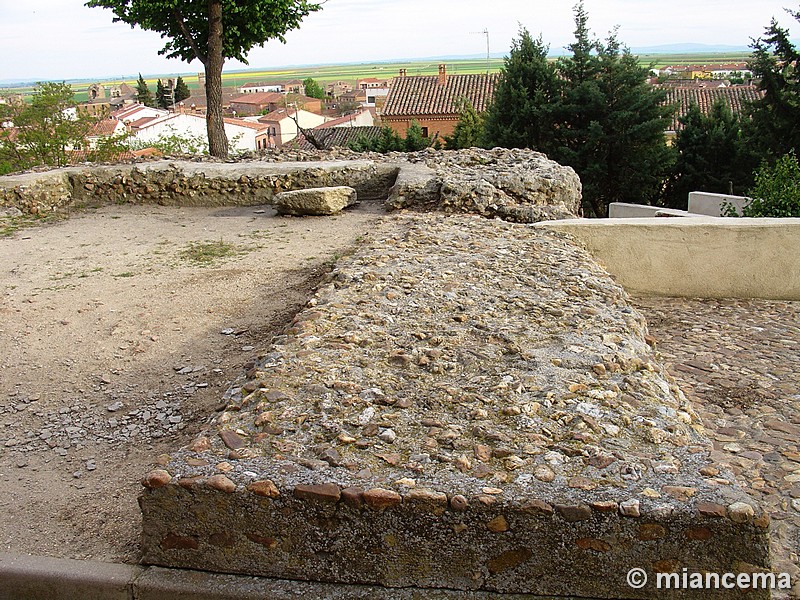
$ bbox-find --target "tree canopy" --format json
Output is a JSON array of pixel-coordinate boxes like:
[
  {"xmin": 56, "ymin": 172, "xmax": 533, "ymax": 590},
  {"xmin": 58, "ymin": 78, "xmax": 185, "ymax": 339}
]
[
  {"xmin": 444, "ymin": 98, "xmax": 485, "ymax": 149},
  {"xmin": 482, "ymin": 30, "xmax": 560, "ymax": 151},
  {"xmin": 174, "ymin": 76, "xmax": 192, "ymax": 103},
  {"xmin": 662, "ymin": 100, "xmax": 757, "ymax": 208},
  {"xmin": 748, "ymin": 7, "xmax": 800, "ymax": 159},
  {"xmin": 483, "ymin": 2, "xmax": 674, "ymax": 217},
  {"xmin": 135, "ymin": 73, "xmax": 154, "ymax": 107},
  {"xmin": 303, "ymin": 77, "xmax": 326, "ymax": 100},
  {"xmin": 86, "ymin": 0, "xmax": 322, "ymax": 157},
  {"xmin": 0, "ymin": 83, "xmax": 97, "ymax": 174}
]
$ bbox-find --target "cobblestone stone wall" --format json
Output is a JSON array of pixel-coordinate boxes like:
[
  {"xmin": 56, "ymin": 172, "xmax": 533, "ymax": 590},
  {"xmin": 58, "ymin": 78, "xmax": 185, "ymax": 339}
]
[
  {"xmin": 140, "ymin": 215, "xmax": 770, "ymax": 598},
  {"xmin": 0, "ymin": 148, "xmax": 582, "ymax": 223}
]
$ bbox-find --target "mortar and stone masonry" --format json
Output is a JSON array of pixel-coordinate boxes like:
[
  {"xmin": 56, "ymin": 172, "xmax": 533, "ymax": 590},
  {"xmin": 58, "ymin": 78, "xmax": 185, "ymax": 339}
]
[{"xmin": 0, "ymin": 149, "xmax": 773, "ymax": 599}]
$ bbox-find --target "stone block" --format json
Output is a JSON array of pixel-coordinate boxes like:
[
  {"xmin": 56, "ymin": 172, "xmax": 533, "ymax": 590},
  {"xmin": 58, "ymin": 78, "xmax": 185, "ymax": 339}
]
[{"xmin": 273, "ymin": 186, "xmax": 357, "ymax": 216}]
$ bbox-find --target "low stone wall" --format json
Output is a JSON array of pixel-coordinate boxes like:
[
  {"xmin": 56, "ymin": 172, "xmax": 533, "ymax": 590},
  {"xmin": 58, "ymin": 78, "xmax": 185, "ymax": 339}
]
[
  {"xmin": 0, "ymin": 148, "xmax": 582, "ymax": 223},
  {"xmin": 140, "ymin": 215, "xmax": 770, "ymax": 598},
  {"xmin": 0, "ymin": 160, "xmax": 399, "ymax": 214}
]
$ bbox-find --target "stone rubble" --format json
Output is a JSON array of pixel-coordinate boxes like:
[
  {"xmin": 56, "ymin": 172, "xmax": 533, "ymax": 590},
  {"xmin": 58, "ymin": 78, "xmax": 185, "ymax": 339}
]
[{"xmin": 1, "ymin": 148, "xmax": 581, "ymax": 225}]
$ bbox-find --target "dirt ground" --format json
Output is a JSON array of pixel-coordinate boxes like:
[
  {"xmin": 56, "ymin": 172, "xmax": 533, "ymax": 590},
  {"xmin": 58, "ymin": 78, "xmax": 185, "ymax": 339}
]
[{"xmin": 0, "ymin": 201, "xmax": 384, "ymax": 564}]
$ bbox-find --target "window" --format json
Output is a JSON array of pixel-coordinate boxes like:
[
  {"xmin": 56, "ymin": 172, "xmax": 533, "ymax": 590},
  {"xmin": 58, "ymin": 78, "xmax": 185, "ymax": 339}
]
[{"xmin": 421, "ymin": 127, "xmax": 429, "ymax": 138}]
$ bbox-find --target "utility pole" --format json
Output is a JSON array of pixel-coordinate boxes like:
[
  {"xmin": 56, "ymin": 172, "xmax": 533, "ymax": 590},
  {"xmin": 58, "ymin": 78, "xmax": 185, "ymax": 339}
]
[{"xmin": 470, "ymin": 28, "xmax": 490, "ymax": 73}]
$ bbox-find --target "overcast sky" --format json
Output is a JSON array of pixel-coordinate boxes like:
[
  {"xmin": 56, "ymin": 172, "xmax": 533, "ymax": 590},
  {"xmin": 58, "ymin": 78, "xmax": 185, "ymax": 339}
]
[{"xmin": 0, "ymin": 0, "xmax": 797, "ymax": 82}]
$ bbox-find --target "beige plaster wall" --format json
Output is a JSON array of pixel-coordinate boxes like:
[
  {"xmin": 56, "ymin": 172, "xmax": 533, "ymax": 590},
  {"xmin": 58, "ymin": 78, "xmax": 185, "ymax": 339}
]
[{"xmin": 537, "ymin": 217, "xmax": 800, "ymax": 300}]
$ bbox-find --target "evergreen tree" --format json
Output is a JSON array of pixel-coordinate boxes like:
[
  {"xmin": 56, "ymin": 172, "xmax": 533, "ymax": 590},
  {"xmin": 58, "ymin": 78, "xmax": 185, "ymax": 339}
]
[
  {"xmin": 444, "ymin": 98, "xmax": 485, "ymax": 149},
  {"xmin": 156, "ymin": 79, "xmax": 169, "ymax": 109},
  {"xmin": 303, "ymin": 77, "xmax": 326, "ymax": 100},
  {"xmin": 348, "ymin": 126, "xmax": 404, "ymax": 153},
  {"xmin": 404, "ymin": 120, "xmax": 431, "ymax": 151},
  {"xmin": 135, "ymin": 73, "xmax": 154, "ymax": 107},
  {"xmin": 748, "ymin": 8, "xmax": 800, "ymax": 159},
  {"xmin": 559, "ymin": 32, "xmax": 675, "ymax": 216},
  {"xmin": 174, "ymin": 76, "xmax": 192, "ymax": 103},
  {"xmin": 663, "ymin": 100, "xmax": 757, "ymax": 208},
  {"xmin": 482, "ymin": 28, "xmax": 560, "ymax": 150},
  {"xmin": 483, "ymin": 2, "xmax": 675, "ymax": 217}
]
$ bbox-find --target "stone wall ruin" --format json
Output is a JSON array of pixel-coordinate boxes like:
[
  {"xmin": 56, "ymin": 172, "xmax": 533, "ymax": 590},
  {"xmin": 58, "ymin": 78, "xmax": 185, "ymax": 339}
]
[{"xmin": 0, "ymin": 149, "xmax": 773, "ymax": 598}]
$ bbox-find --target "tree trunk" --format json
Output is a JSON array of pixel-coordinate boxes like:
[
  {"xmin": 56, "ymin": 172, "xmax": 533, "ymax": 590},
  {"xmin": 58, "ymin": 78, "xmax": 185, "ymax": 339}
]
[{"xmin": 205, "ymin": 0, "xmax": 228, "ymax": 158}]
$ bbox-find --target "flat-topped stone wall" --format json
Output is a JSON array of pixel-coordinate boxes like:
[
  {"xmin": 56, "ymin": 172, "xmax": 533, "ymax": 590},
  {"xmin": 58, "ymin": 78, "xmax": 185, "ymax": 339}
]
[
  {"xmin": 0, "ymin": 148, "xmax": 582, "ymax": 223},
  {"xmin": 0, "ymin": 160, "xmax": 399, "ymax": 214},
  {"xmin": 140, "ymin": 214, "xmax": 770, "ymax": 598}
]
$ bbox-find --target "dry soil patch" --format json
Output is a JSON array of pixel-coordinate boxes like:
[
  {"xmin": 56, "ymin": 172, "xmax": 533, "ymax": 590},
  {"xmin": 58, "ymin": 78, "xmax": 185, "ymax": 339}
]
[{"xmin": 0, "ymin": 201, "xmax": 383, "ymax": 563}]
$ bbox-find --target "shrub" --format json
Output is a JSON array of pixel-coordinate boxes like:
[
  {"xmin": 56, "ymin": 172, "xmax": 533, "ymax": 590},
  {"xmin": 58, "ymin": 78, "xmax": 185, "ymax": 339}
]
[{"xmin": 741, "ymin": 151, "xmax": 800, "ymax": 217}]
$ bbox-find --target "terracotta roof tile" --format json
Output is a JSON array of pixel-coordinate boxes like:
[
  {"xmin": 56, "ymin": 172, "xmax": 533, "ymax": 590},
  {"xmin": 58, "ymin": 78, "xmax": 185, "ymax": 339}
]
[
  {"xmin": 89, "ymin": 118, "xmax": 122, "ymax": 137},
  {"xmin": 294, "ymin": 126, "xmax": 383, "ymax": 150},
  {"xmin": 231, "ymin": 92, "xmax": 285, "ymax": 105},
  {"xmin": 660, "ymin": 85, "xmax": 764, "ymax": 131},
  {"xmin": 382, "ymin": 73, "xmax": 499, "ymax": 117},
  {"xmin": 223, "ymin": 117, "xmax": 270, "ymax": 131}
]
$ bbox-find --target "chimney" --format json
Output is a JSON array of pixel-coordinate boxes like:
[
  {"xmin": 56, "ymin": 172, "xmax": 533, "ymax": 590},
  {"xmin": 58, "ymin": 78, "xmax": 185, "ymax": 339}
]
[
  {"xmin": 438, "ymin": 64, "xmax": 447, "ymax": 86},
  {"xmin": 399, "ymin": 68, "xmax": 407, "ymax": 77}
]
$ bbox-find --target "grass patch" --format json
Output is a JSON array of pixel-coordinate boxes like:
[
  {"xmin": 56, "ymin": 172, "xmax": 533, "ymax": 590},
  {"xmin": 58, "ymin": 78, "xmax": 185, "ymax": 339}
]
[
  {"xmin": 179, "ymin": 240, "xmax": 246, "ymax": 266},
  {"xmin": 0, "ymin": 213, "xmax": 59, "ymax": 237}
]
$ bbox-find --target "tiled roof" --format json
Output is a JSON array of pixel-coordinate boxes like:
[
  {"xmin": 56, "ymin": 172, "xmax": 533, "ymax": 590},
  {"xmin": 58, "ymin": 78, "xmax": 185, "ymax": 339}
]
[
  {"xmin": 661, "ymin": 86, "xmax": 764, "ymax": 131},
  {"xmin": 382, "ymin": 73, "xmax": 499, "ymax": 117},
  {"xmin": 294, "ymin": 126, "xmax": 383, "ymax": 151},
  {"xmin": 257, "ymin": 108, "xmax": 295, "ymax": 123},
  {"xmin": 89, "ymin": 118, "xmax": 122, "ymax": 137},
  {"xmin": 230, "ymin": 92, "xmax": 284, "ymax": 106},
  {"xmin": 223, "ymin": 117, "xmax": 269, "ymax": 131},
  {"xmin": 316, "ymin": 109, "xmax": 367, "ymax": 129},
  {"xmin": 128, "ymin": 116, "xmax": 158, "ymax": 129}
]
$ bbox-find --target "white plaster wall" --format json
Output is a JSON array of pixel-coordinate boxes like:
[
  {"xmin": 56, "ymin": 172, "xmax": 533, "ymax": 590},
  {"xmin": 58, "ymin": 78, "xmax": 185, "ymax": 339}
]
[
  {"xmin": 537, "ymin": 217, "xmax": 800, "ymax": 300},
  {"xmin": 688, "ymin": 191, "xmax": 750, "ymax": 217},
  {"xmin": 133, "ymin": 114, "xmax": 258, "ymax": 152}
]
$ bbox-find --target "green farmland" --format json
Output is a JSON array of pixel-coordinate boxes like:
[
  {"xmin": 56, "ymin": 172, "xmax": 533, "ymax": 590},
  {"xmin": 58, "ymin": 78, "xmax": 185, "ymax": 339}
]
[{"xmin": 1, "ymin": 52, "xmax": 753, "ymax": 102}]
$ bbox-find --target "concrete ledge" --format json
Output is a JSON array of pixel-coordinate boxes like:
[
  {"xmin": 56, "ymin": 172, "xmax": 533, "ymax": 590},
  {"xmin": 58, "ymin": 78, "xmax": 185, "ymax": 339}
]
[
  {"xmin": 0, "ymin": 552, "xmax": 140, "ymax": 600},
  {"xmin": 608, "ymin": 203, "xmax": 698, "ymax": 218},
  {"xmin": 537, "ymin": 217, "xmax": 800, "ymax": 300},
  {"xmin": 0, "ymin": 552, "xmax": 594, "ymax": 599}
]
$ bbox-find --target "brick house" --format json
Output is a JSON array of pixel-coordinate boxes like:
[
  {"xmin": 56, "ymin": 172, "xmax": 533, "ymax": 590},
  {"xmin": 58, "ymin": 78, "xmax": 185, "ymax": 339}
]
[{"xmin": 381, "ymin": 65, "xmax": 498, "ymax": 143}]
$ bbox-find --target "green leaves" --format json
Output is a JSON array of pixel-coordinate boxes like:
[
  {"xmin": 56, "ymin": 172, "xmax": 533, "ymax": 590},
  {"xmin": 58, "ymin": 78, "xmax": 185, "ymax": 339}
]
[
  {"xmin": 444, "ymin": 99, "xmax": 485, "ymax": 149},
  {"xmin": 744, "ymin": 151, "xmax": 800, "ymax": 217},
  {"xmin": 87, "ymin": 0, "xmax": 321, "ymax": 65},
  {"xmin": 87, "ymin": 0, "xmax": 323, "ymax": 157},
  {"xmin": 303, "ymin": 77, "xmax": 326, "ymax": 100},
  {"xmin": 0, "ymin": 82, "xmax": 98, "ymax": 172},
  {"xmin": 748, "ymin": 8, "xmax": 800, "ymax": 160}
]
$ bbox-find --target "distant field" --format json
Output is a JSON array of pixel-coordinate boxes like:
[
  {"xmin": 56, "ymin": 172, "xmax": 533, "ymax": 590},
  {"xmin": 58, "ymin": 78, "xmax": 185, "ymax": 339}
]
[
  {"xmin": 639, "ymin": 51, "xmax": 751, "ymax": 68},
  {"xmin": 1, "ymin": 52, "xmax": 754, "ymax": 102}
]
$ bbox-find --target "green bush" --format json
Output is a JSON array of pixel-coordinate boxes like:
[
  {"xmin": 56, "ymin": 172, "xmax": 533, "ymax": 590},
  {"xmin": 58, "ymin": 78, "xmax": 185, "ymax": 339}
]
[{"xmin": 742, "ymin": 151, "xmax": 800, "ymax": 217}]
